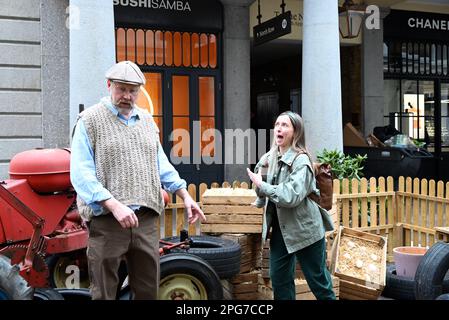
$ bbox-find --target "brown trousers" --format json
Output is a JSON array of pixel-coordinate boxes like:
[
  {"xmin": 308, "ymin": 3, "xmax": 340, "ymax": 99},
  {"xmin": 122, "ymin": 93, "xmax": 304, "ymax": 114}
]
[{"xmin": 87, "ymin": 208, "xmax": 159, "ymax": 300}]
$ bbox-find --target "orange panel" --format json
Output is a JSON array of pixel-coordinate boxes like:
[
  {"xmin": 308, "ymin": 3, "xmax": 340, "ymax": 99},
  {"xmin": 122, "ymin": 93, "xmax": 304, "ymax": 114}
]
[
  {"xmin": 172, "ymin": 76, "xmax": 189, "ymax": 116},
  {"xmin": 136, "ymin": 29, "xmax": 145, "ymax": 65},
  {"xmin": 200, "ymin": 34, "xmax": 208, "ymax": 68},
  {"xmin": 182, "ymin": 33, "xmax": 191, "ymax": 67},
  {"xmin": 200, "ymin": 117, "xmax": 215, "ymax": 157},
  {"xmin": 209, "ymin": 34, "xmax": 217, "ymax": 68},
  {"xmin": 116, "ymin": 28, "xmax": 126, "ymax": 62},
  {"xmin": 155, "ymin": 31, "xmax": 164, "ymax": 66},
  {"xmin": 146, "ymin": 30, "xmax": 155, "ymax": 65},
  {"xmin": 173, "ymin": 117, "xmax": 190, "ymax": 157},
  {"xmin": 199, "ymin": 77, "xmax": 215, "ymax": 116},
  {"xmin": 126, "ymin": 29, "xmax": 135, "ymax": 62},
  {"xmin": 191, "ymin": 33, "xmax": 199, "ymax": 67},
  {"xmin": 173, "ymin": 32, "xmax": 182, "ymax": 67},
  {"xmin": 137, "ymin": 72, "xmax": 162, "ymax": 115},
  {"xmin": 165, "ymin": 31, "xmax": 173, "ymax": 66}
]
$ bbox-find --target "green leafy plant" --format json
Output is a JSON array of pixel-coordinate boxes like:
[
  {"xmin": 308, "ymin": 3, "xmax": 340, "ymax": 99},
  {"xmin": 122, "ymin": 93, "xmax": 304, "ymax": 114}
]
[
  {"xmin": 412, "ymin": 139, "xmax": 426, "ymax": 149},
  {"xmin": 316, "ymin": 149, "xmax": 367, "ymax": 180}
]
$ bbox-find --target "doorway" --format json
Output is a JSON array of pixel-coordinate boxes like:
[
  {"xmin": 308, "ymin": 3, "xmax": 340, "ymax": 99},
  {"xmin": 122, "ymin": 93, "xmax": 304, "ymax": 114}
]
[
  {"xmin": 137, "ymin": 70, "xmax": 223, "ymax": 187},
  {"xmin": 383, "ymin": 79, "xmax": 449, "ymax": 180},
  {"xmin": 116, "ymin": 27, "xmax": 224, "ymax": 187}
]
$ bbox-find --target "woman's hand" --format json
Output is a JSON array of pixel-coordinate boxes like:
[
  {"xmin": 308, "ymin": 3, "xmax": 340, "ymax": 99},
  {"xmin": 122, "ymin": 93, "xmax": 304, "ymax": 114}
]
[{"xmin": 247, "ymin": 168, "xmax": 262, "ymax": 188}]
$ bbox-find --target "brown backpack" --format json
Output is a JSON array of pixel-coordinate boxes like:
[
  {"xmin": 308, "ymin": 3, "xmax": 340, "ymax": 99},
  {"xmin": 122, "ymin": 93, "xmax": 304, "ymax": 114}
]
[
  {"xmin": 308, "ymin": 163, "xmax": 333, "ymax": 210},
  {"xmin": 290, "ymin": 153, "xmax": 333, "ymax": 210}
]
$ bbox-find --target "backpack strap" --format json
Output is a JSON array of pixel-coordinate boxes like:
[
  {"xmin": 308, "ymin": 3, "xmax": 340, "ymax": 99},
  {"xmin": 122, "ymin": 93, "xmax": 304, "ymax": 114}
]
[{"xmin": 287, "ymin": 151, "xmax": 321, "ymax": 204}]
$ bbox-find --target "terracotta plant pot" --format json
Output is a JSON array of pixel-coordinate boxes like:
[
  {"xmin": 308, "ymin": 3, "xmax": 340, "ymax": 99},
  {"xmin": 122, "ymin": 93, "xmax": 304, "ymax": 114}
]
[{"xmin": 393, "ymin": 246, "xmax": 427, "ymax": 279}]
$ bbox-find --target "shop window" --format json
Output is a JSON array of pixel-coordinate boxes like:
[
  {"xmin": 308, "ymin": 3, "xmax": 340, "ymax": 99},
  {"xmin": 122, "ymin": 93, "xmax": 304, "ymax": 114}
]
[
  {"xmin": 442, "ymin": 83, "xmax": 449, "ymax": 150},
  {"xmin": 384, "ymin": 40, "xmax": 449, "ymax": 79},
  {"xmin": 172, "ymin": 76, "xmax": 190, "ymax": 158},
  {"xmin": 383, "ymin": 79, "xmax": 435, "ymax": 151},
  {"xmin": 116, "ymin": 28, "xmax": 218, "ymax": 69},
  {"xmin": 199, "ymin": 77, "xmax": 215, "ymax": 157},
  {"xmin": 135, "ymin": 72, "xmax": 163, "ymax": 141},
  {"xmin": 442, "ymin": 45, "xmax": 448, "ymax": 76}
]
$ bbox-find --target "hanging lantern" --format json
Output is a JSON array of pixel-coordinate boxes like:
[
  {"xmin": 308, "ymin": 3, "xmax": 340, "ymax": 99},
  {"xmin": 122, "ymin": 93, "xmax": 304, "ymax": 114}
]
[{"xmin": 339, "ymin": 0, "xmax": 365, "ymax": 39}]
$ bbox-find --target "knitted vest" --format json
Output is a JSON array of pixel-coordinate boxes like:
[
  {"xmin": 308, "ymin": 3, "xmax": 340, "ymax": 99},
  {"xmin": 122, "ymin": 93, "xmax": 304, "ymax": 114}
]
[{"xmin": 76, "ymin": 103, "xmax": 163, "ymax": 221}]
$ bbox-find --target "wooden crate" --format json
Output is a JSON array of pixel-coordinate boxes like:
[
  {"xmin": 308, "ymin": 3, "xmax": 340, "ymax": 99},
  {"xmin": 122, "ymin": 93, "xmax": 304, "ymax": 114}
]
[
  {"xmin": 258, "ymin": 273, "xmax": 340, "ymax": 300},
  {"xmin": 261, "ymin": 239, "xmax": 270, "ymax": 279},
  {"xmin": 201, "ymin": 188, "xmax": 263, "ymax": 234},
  {"xmin": 261, "ymin": 238, "xmax": 304, "ymax": 279},
  {"xmin": 339, "ymin": 279, "xmax": 382, "ymax": 300},
  {"xmin": 221, "ymin": 233, "xmax": 262, "ymax": 273},
  {"xmin": 435, "ymin": 227, "xmax": 449, "ymax": 243},
  {"xmin": 333, "ymin": 226, "xmax": 387, "ymax": 293},
  {"xmin": 221, "ymin": 271, "xmax": 260, "ymax": 300}
]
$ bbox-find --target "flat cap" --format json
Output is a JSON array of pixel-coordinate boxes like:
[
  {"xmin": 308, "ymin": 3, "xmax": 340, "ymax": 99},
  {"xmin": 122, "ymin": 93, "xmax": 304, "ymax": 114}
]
[{"xmin": 105, "ymin": 61, "xmax": 146, "ymax": 85}]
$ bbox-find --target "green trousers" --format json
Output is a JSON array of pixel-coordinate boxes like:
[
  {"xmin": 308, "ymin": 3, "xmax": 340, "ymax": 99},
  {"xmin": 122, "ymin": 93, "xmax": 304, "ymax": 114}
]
[{"xmin": 269, "ymin": 215, "xmax": 336, "ymax": 300}]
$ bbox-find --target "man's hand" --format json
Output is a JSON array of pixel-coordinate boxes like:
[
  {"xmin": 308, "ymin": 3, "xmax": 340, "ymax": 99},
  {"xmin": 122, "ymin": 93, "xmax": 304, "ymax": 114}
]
[
  {"xmin": 184, "ymin": 196, "xmax": 206, "ymax": 224},
  {"xmin": 247, "ymin": 168, "xmax": 262, "ymax": 188},
  {"xmin": 175, "ymin": 189, "xmax": 206, "ymax": 224},
  {"xmin": 101, "ymin": 198, "xmax": 139, "ymax": 229}
]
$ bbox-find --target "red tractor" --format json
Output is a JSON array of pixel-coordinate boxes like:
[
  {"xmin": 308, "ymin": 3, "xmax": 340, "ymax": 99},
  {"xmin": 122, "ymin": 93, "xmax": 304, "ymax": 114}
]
[{"xmin": 0, "ymin": 149, "xmax": 230, "ymax": 300}]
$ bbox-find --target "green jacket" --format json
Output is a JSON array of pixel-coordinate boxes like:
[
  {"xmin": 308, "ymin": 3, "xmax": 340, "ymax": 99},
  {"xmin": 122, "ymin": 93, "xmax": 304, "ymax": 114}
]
[{"xmin": 254, "ymin": 147, "xmax": 334, "ymax": 254}]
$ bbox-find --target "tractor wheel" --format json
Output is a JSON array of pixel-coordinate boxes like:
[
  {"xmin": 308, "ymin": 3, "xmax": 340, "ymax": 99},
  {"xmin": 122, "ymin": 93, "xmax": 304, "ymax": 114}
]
[
  {"xmin": 46, "ymin": 250, "xmax": 90, "ymax": 289},
  {"xmin": 33, "ymin": 288, "xmax": 64, "ymax": 300},
  {"xmin": 55, "ymin": 288, "xmax": 92, "ymax": 300},
  {"xmin": 159, "ymin": 253, "xmax": 223, "ymax": 300},
  {"xmin": 119, "ymin": 253, "xmax": 223, "ymax": 300},
  {"xmin": 0, "ymin": 255, "xmax": 33, "ymax": 300},
  {"xmin": 161, "ymin": 235, "xmax": 241, "ymax": 279}
]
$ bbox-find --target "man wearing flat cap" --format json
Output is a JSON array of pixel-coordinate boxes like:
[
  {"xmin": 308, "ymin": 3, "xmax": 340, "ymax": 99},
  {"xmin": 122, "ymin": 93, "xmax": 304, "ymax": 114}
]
[{"xmin": 70, "ymin": 61, "xmax": 206, "ymax": 300}]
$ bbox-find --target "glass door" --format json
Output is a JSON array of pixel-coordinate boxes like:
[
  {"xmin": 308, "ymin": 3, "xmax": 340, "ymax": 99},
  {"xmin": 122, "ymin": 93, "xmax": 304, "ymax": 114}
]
[
  {"xmin": 136, "ymin": 72, "xmax": 163, "ymax": 141},
  {"xmin": 166, "ymin": 71, "xmax": 222, "ymax": 187},
  {"xmin": 439, "ymin": 82, "xmax": 449, "ymax": 181}
]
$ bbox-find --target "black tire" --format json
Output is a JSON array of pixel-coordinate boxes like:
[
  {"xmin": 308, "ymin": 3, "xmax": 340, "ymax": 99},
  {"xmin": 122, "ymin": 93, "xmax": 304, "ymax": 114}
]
[
  {"xmin": 55, "ymin": 288, "xmax": 92, "ymax": 300},
  {"xmin": 33, "ymin": 288, "xmax": 65, "ymax": 300},
  {"xmin": 436, "ymin": 293, "xmax": 449, "ymax": 300},
  {"xmin": 0, "ymin": 255, "xmax": 33, "ymax": 300},
  {"xmin": 161, "ymin": 236, "xmax": 241, "ymax": 279},
  {"xmin": 159, "ymin": 253, "xmax": 223, "ymax": 300},
  {"xmin": 415, "ymin": 242, "xmax": 449, "ymax": 300},
  {"xmin": 382, "ymin": 264, "xmax": 415, "ymax": 300}
]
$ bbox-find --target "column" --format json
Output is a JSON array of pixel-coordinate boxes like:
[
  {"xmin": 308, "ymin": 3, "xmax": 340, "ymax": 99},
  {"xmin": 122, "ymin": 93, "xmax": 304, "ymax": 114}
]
[
  {"xmin": 41, "ymin": 0, "xmax": 70, "ymax": 148},
  {"xmin": 362, "ymin": 8, "xmax": 390, "ymax": 136},
  {"xmin": 221, "ymin": 0, "xmax": 255, "ymax": 182},
  {"xmin": 302, "ymin": 0, "xmax": 343, "ymax": 158},
  {"xmin": 69, "ymin": 0, "xmax": 115, "ymax": 132}
]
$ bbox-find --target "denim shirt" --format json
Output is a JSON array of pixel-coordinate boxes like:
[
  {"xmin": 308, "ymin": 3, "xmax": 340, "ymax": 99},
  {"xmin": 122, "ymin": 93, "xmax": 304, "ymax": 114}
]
[
  {"xmin": 254, "ymin": 147, "xmax": 333, "ymax": 253},
  {"xmin": 70, "ymin": 97, "xmax": 186, "ymax": 216}
]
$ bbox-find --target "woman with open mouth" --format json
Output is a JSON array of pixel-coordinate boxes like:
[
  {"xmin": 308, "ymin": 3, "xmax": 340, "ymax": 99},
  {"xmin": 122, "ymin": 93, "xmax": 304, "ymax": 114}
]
[{"xmin": 247, "ymin": 111, "xmax": 335, "ymax": 300}]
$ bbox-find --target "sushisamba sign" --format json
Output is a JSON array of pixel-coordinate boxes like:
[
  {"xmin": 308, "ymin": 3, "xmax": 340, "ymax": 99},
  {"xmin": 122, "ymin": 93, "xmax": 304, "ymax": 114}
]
[
  {"xmin": 113, "ymin": 0, "xmax": 223, "ymax": 32},
  {"xmin": 113, "ymin": 0, "xmax": 191, "ymax": 12}
]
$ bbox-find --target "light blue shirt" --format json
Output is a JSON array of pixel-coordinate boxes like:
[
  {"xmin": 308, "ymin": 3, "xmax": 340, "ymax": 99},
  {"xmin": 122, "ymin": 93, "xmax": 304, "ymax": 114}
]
[{"xmin": 70, "ymin": 96, "xmax": 186, "ymax": 216}]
